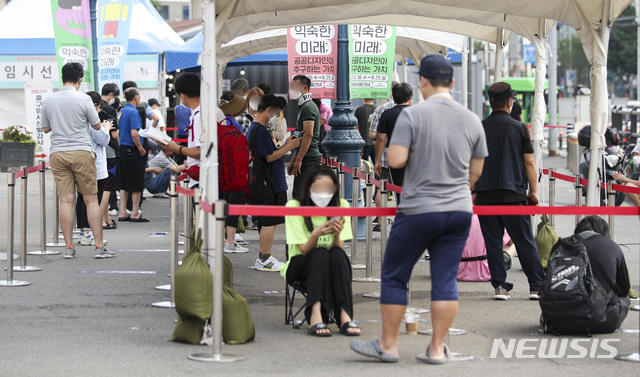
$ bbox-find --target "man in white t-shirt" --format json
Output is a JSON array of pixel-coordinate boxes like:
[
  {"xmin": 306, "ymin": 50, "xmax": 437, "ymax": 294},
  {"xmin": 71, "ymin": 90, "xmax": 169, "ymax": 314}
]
[
  {"xmin": 146, "ymin": 98, "xmax": 166, "ymax": 132},
  {"xmin": 144, "ymin": 150, "xmax": 184, "ymax": 197}
]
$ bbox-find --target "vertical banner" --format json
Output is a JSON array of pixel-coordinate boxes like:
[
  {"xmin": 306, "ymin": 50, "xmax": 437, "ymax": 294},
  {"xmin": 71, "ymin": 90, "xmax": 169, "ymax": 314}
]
[
  {"xmin": 348, "ymin": 25, "xmax": 396, "ymax": 99},
  {"xmin": 287, "ymin": 25, "xmax": 338, "ymax": 99},
  {"xmin": 50, "ymin": 0, "xmax": 94, "ymax": 92},
  {"xmin": 97, "ymin": 0, "xmax": 133, "ymax": 92},
  {"xmin": 25, "ymin": 82, "xmax": 54, "ymax": 161}
]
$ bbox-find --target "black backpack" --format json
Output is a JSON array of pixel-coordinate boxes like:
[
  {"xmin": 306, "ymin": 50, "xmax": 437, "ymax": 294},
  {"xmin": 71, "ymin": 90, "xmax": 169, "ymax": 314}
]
[
  {"xmin": 246, "ymin": 125, "xmax": 274, "ymax": 205},
  {"xmin": 539, "ymin": 235, "xmax": 611, "ymax": 335}
]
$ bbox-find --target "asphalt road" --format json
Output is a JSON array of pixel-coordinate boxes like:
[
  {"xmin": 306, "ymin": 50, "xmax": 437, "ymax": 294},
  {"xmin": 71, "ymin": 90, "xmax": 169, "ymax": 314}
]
[{"xmin": 0, "ymin": 154, "xmax": 638, "ymax": 376}]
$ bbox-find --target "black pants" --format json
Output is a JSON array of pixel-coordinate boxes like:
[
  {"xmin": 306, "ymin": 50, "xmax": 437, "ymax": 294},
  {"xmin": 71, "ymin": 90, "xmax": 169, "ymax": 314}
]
[
  {"xmin": 389, "ymin": 167, "xmax": 405, "ymax": 205},
  {"xmin": 286, "ymin": 247, "xmax": 353, "ymax": 325},
  {"xmin": 362, "ymin": 145, "xmax": 375, "ymax": 163},
  {"xmin": 591, "ymin": 297, "xmax": 631, "ymax": 334},
  {"xmin": 478, "ymin": 202, "xmax": 545, "ymax": 292},
  {"xmin": 76, "ymin": 178, "xmax": 106, "ymax": 229},
  {"xmin": 292, "ymin": 156, "xmax": 321, "ymax": 199}
]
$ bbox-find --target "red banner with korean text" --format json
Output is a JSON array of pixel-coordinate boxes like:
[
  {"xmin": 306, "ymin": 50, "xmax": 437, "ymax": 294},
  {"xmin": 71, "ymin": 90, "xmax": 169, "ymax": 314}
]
[{"xmin": 287, "ymin": 25, "xmax": 338, "ymax": 100}]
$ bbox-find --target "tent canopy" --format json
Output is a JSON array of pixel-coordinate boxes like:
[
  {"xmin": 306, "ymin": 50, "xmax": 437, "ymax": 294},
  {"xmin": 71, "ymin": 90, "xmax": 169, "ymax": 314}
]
[
  {"xmin": 0, "ymin": 0, "xmax": 184, "ymax": 55},
  {"xmin": 166, "ymin": 27, "xmax": 465, "ymax": 72}
]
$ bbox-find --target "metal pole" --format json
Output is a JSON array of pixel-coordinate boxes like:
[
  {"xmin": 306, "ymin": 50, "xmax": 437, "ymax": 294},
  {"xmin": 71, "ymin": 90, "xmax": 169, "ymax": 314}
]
[
  {"xmin": 47, "ymin": 183, "xmax": 64, "ymax": 247},
  {"xmin": 607, "ymin": 181, "xmax": 615, "ymax": 241},
  {"xmin": 350, "ymin": 167, "xmax": 364, "ymax": 270},
  {"xmin": 153, "ymin": 176, "xmax": 178, "ymax": 307},
  {"xmin": 548, "ymin": 168, "xmax": 556, "ymax": 227},
  {"xmin": 353, "ymin": 173, "xmax": 380, "ymax": 283},
  {"xmin": 184, "ymin": 177, "xmax": 192, "ymax": 251},
  {"xmin": 14, "ymin": 167, "xmax": 41, "ymax": 272},
  {"xmin": 363, "ymin": 178, "xmax": 388, "ymax": 299},
  {"xmin": 194, "ymin": 187, "xmax": 201, "ymax": 239},
  {"xmin": 548, "ymin": 24, "xmax": 558, "ymax": 156},
  {"xmin": 0, "ymin": 172, "xmax": 29, "ymax": 287},
  {"xmin": 575, "ymin": 174, "xmax": 582, "ymax": 227},
  {"xmin": 29, "ymin": 161, "xmax": 58, "ymax": 255},
  {"xmin": 189, "ymin": 200, "xmax": 243, "ymax": 362},
  {"xmin": 338, "ymin": 162, "xmax": 345, "ymax": 199},
  {"xmin": 494, "ymin": 28, "xmax": 504, "ymax": 83}
]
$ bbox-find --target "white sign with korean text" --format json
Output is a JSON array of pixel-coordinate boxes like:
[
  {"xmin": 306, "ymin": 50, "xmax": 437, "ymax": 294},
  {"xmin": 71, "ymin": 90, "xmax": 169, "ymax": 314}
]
[
  {"xmin": 24, "ymin": 81, "xmax": 53, "ymax": 161},
  {"xmin": 1, "ymin": 56, "xmax": 58, "ymax": 88}
]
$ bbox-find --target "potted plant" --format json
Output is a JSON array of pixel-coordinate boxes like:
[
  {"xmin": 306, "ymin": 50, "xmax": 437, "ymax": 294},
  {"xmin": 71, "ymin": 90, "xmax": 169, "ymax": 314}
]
[{"xmin": 0, "ymin": 125, "xmax": 36, "ymax": 172}]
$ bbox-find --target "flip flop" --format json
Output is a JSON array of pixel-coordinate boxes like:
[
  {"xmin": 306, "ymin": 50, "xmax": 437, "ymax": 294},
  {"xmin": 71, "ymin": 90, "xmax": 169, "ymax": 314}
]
[
  {"xmin": 350, "ymin": 340, "xmax": 399, "ymax": 363},
  {"xmin": 130, "ymin": 217, "xmax": 150, "ymax": 222},
  {"xmin": 118, "ymin": 216, "xmax": 130, "ymax": 221},
  {"xmin": 340, "ymin": 321, "xmax": 361, "ymax": 336},
  {"xmin": 307, "ymin": 323, "xmax": 332, "ymax": 337},
  {"xmin": 103, "ymin": 222, "xmax": 116, "ymax": 230},
  {"xmin": 417, "ymin": 343, "xmax": 450, "ymax": 365}
]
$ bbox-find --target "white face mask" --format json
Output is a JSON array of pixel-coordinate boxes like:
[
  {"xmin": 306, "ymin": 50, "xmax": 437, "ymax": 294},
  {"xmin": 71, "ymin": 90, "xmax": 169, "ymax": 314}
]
[
  {"xmin": 310, "ymin": 191, "xmax": 334, "ymax": 208},
  {"xmin": 108, "ymin": 98, "xmax": 115, "ymax": 105},
  {"xmin": 249, "ymin": 100, "xmax": 259, "ymax": 111},
  {"xmin": 633, "ymin": 155, "xmax": 640, "ymax": 165},
  {"xmin": 242, "ymin": 95, "xmax": 247, "ymax": 100},
  {"xmin": 290, "ymin": 90, "xmax": 302, "ymax": 100},
  {"xmin": 269, "ymin": 114, "xmax": 279, "ymax": 124}
]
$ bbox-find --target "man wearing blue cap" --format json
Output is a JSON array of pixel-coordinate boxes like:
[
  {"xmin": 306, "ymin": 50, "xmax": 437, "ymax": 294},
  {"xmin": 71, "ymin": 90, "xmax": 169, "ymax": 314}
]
[
  {"xmin": 475, "ymin": 82, "xmax": 545, "ymax": 301},
  {"xmin": 351, "ymin": 54, "xmax": 488, "ymax": 365}
]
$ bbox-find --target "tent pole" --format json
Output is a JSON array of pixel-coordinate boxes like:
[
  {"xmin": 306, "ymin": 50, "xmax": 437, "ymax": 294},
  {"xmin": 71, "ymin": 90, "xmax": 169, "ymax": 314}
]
[
  {"xmin": 461, "ymin": 38, "xmax": 468, "ymax": 108},
  {"xmin": 586, "ymin": 0, "xmax": 612, "ymax": 206},
  {"xmin": 494, "ymin": 28, "xmax": 504, "ymax": 83},
  {"xmin": 90, "ymin": 0, "xmax": 99, "ymax": 91},
  {"xmin": 548, "ymin": 24, "xmax": 558, "ymax": 157}
]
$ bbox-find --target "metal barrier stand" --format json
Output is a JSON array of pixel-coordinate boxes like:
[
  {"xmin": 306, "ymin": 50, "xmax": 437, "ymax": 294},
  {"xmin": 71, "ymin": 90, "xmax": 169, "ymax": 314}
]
[
  {"xmin": 183, "ymin": 178, "xmax": 192, "ymax": 252},
  {"xmin": 29, "ymin": 161, "xmax": 59, "ymax": 255},
  {"xmin": 0, "ymin": 172, "xmax": 29, "ymax": 287},
  {"xmin": 189, "ymin": 200, "xmax": 243, "ymax": 362},
  {"xmin": 46, "ymin": 183, "xmax": 65, "ymax": 247},
  {"xmin": 574, "ymin": 174, "xmax": 582, "ymax": 227},
  {"xmin": 13, "ymin": 167, "xmax": 40, "ymax": 272},
  {"xmin": 607, "ymin": 181, "xmax": 615, "ymax": 240},
  {"xmin": 353, "ymin": 173, "xmax": 380, "ymax": 283},
  {"xmin": 350, "ymin": 167, "xmax": 364, "ymax": 270},
  {"xmin": 363, "ymin": 178, "xmax": 388, "ymax": 299},
  {"xmin": 548, "ymin": 168, "xmax": 556, "ymax": 227},
  {"xmin": 152, "ymin": 176, "xmax": 178, "ymax": 307}
]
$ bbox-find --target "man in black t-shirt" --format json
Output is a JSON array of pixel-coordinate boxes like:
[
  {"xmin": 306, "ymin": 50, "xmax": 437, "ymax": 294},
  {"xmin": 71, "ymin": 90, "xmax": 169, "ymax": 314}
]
[
  {"xmin": 510, "ymin": 99, "xmax": 523, "ymax": 121},
  {"xmin": 475, "ymin": 82, "xmax": 544, "ymax": 301},
  {"xmin": 100, "ymin": 83, "xmax": 120, "ymax": 227},
  {"xmin": 375, "ymin": 83, "xmax": 412, "ymax": 204},
  {"xmin": 354, "ymin": 99, "xmax": 377, "ymax": 162}
]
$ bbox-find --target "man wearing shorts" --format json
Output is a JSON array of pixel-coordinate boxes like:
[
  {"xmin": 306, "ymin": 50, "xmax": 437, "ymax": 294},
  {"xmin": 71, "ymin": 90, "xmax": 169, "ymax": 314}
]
[
  {"xmin": 118, "ymin": 88, "xmax": 149, "ymax": 222},
  {"xmin": 42, "ymin": 62, "xmax": 112, "ymax": 259},
  {"xmin": 246, "ymin": 95, "xmax": 300, "ymax": 270},
  {"xmin": 351, "ymin": 55, "xmax": 487, "ymax": 364}
]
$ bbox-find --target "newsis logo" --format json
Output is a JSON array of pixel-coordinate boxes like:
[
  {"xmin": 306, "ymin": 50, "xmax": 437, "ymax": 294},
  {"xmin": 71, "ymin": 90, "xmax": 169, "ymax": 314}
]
[{"xmin": 490, "ymin": 338, "xmax": 620, "ymax": 359}]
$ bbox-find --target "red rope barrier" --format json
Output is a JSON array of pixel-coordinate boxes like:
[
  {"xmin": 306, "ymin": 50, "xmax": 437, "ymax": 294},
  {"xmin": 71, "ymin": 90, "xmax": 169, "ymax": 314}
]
[
  {"xmin": 28, "ymin": 165, "xmax": 43, "ymax": 174},
  {"xmin": 166, "ymin": 127, "xmax": 178, "ymax": 131},
  {"xmin": 369, "ymin": 175, "xmax": 380, "ymax": 188},
  {"xmin": 175, "ymin": 185, "xmax": 195, "ymax": 197},
  {"xmin": 172, "ymin": 138, "xmax": 188, "ymax": 143},
  {"xmin": 387, "ymin": 183, "xmax": 402, "ymax": 194},
  {"xmin": 341, "ymin": 165, "xmax": 353, "ymax": 175},
  {"xmin": 201, "ymin": 200, "xmax": 213, "ymax": 213},
  {"xmin": 14, "ymin": 170, "xmax": 24, "ymax": 179}
]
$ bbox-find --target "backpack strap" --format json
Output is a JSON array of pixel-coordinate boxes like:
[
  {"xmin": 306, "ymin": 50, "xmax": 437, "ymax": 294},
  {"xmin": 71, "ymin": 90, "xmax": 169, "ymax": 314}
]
[{"xmin": 575, "ymin": 234, "xmax": 623, "ymax": 296}]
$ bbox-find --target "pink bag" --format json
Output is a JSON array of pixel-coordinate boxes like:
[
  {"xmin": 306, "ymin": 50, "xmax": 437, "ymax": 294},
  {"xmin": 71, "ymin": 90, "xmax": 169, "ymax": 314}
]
[{"xmin": 457, "ymin": 215, "xmax": 510, "ymax": 282}]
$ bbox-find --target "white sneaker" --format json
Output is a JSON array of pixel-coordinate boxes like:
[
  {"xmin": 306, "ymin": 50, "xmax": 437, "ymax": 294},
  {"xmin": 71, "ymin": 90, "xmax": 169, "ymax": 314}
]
[
  {"xmin": 254, "ymin": 256, "xmax": 284, "ymax": 272},
  {"xmin": 223, "ymin": 242, "xmax": 249, "ymax": 253},
  {"xmin": 79, "ymin": 232, "xmax": 107, "ymax": 246},
  {"xmin": 109, "ymin": 209, "xmax": 118, "ymax": 216},
  {"xmin": 234, "ymin": 234, "xmax": 249, "ymax": 245},
  {"xmin": 126, "ymin": 209, "xmax": 142, "ymax": 215}
]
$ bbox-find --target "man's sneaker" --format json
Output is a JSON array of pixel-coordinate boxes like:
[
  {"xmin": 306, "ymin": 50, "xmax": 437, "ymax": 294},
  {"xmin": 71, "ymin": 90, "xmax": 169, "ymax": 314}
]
[
  {"xmin": 79, "ymin": 232, "xmax": 107, "ymax": 246},
  {"xmin": 494, "ymin": 287, "xmax": 510, "ymax": 300},
  {"xmin": 255, "ymin": 256, "xmax": 284, "ymax": 272},
  {"xmin": 63, "ymin": 248, "xmax": 76, "ymax": 259},
  {"xmin": 372, "ymin": 223, "xmax": 381, "ymax": 232},
  {"xmin": 224, "ymin": 242, "xmax": 249, "ymax": 253},
  {"xmin": 529, "ymin": 291, "xmax": 540, "ymax": 300},
  {"xmin": 234, "ymin": 234, "xmax": 249, "ymax": 245},
  {"xmin": 95, "ymin": 247, "xmax": 115, "ymax": 259},
  {"xmin": 109, "ymin": 209, "xmax": 118, "ymax": 216},
  {"xmin": 153, "ymin": 192, "xmax": 169, "ymax": 198}
]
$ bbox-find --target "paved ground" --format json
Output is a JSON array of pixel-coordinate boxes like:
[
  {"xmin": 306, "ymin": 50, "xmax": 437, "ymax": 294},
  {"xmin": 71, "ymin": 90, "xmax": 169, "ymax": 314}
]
[{"xmin": 0, "ymin": 153, "xmax": 639, "ymax": 376}]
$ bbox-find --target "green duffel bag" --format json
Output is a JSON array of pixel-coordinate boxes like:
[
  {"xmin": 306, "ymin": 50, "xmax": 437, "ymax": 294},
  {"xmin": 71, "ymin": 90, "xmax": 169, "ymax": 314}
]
[
  {"xmin": 222, "ymin": 256, "xmax": 255, "ymax": 345},
  {"xmin": 536, "ymin": 215, "xmax": 559, "ymax": 269},
  {"xmin": 171, "ymin": 229, "xmax": 213, "ymax": 344}
]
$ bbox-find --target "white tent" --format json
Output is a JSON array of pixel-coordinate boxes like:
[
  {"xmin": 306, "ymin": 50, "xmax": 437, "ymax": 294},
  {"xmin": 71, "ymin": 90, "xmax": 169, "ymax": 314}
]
[{"xmin": 203, "ymin": 0, "xmax": 632, "ymax": 207}]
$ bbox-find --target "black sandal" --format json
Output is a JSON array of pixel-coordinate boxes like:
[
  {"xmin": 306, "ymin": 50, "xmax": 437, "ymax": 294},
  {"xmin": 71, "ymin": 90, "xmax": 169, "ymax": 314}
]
[
  {"xmin": 307, "ymin": 323, "xmax": 332, "ymax": 337},
  {"xmin": 340, "ymin": 321, "xmax": 361, "ymax": 336},
  {"xmin": 103, "ymin": 221, "xmax": 117, "ymax": 230}
]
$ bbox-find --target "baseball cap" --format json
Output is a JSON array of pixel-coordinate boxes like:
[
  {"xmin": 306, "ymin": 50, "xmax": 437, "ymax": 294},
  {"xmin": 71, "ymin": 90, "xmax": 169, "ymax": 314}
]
[
  {"xmin": 415, "ymin": 54, "xmax": 454, "ymax": 80},
  {"xmin": 487, "ymin": 82, "xmax": 517, "ymax": 102},
  {"xmin": 147, "ymin": 98, "xmax": 160, "ymax": 106}
]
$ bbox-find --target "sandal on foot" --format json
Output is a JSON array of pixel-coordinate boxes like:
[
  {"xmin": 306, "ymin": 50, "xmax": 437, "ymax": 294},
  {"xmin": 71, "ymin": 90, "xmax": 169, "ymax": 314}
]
[
  {"xmin": 130, "ymin": 216, "xmax": 149, "ymax": 222},
  {"xmin": 118, "ymin": 216, "xmax": 130, "ymax": 221},
  {"xmin": 417, "ymin": 343, "xmax": 450, "ymax": 365},
  {"xmin": 340, "ymin": 322, "xmax": 361, "ymax": 336},
  {"xmin": 350, "ymin": 339, "xmax": 399, "ymax": 363},
  {"xmin": 307, "ymin": 323, "xmax": 332, "ymax": 337}
]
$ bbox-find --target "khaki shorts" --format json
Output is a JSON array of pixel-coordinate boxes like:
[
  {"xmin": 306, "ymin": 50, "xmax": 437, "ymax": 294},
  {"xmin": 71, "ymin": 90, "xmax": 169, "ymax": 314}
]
[{"xmin": 50, "ymin": 150, "xmax": 97, "ymax": 195}]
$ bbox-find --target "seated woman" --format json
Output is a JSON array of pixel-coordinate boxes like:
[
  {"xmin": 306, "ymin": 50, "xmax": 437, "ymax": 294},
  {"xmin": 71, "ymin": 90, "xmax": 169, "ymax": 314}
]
[{"xmin": 282, "ymin": 165, "xmax": 361, "ymax": 337}]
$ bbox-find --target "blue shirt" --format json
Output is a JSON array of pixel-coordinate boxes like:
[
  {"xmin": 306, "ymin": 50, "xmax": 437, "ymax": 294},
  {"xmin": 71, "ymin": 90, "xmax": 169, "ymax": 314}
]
[
  {"xmin": 175, "ymin": 105, "xmax": 191, "ymax": 136},
  {"xmin": 247, "ymin": 121, "xmax": 287, "ymax": 193},
  {"xmin": 119, "ymin": 103, "xmax": 143, "ymax": 146},
  {"xmin": 225, "ymin": 116, "xmax": 244, "ymax": 134}
]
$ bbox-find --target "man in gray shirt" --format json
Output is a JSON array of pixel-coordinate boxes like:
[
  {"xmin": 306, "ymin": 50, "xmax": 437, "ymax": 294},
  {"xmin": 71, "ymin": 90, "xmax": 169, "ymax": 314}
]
[
  {"xmin": 351, "ymin": 55, "xmax": 487, "ymax": 365},
  {"xmin": 42, "ymin": 62, "xmax": 113, "ymax": 260}
]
